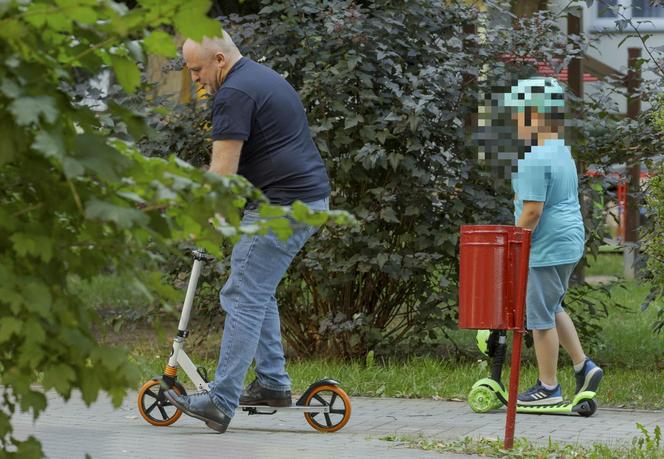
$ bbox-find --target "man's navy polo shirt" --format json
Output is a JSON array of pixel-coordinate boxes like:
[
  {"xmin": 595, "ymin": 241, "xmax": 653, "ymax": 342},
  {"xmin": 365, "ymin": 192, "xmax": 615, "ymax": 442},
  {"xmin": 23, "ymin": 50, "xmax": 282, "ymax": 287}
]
[{"xmin": 211, "ymin": 57, "xmax": 330, "ymax": 205}]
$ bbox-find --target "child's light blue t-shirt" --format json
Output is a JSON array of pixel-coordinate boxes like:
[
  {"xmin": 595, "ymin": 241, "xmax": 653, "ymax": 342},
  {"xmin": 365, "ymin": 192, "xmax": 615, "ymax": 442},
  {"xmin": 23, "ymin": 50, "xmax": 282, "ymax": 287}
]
[{"xmin": 512, "ymin": 139, "xmax": 585, "ymax": 268}]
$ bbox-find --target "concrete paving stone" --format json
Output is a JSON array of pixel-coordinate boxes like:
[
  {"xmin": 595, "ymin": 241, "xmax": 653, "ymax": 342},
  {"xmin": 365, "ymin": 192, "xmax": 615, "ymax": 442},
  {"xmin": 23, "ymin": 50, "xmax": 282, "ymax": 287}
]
[{"xmin": 8, "ymin": 392, "xmax": 664, "ymax": 459}]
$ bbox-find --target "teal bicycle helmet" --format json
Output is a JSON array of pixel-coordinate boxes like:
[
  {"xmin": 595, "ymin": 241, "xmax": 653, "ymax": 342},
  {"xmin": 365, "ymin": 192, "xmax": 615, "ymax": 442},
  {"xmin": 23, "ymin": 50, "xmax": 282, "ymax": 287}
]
[{"xmin": 503, "ymin": 77, "xmax": 565, "ymax": 113}]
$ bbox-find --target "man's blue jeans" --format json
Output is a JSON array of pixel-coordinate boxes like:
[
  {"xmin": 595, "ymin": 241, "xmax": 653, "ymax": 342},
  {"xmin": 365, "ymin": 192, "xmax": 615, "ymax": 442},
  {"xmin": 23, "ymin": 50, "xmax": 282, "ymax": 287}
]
[{"xmin": 210, "ymin": 197, "xmax": 329, "ymax": 417}]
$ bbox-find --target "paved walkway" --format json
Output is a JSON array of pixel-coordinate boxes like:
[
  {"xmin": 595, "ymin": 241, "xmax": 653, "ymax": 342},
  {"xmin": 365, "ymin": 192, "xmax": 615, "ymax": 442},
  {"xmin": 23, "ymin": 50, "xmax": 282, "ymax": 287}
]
[{"xmin": 11, "ymin": 391, "xmax": 663, "ymax": 459}]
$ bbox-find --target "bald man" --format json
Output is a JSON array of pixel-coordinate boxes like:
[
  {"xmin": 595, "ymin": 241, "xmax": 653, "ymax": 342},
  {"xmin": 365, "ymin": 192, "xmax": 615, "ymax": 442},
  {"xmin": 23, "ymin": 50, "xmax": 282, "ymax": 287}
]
[{"xmin": 165, "ymin": 32, "xmax": 331, "ymax": 433}]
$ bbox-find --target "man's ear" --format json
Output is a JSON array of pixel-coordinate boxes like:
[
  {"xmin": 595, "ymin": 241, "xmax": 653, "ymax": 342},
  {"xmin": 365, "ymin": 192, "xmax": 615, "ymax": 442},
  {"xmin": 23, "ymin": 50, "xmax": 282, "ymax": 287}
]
[{"xmin": 215, "ymin": 52, "xmax": 226, "ymax": 68}]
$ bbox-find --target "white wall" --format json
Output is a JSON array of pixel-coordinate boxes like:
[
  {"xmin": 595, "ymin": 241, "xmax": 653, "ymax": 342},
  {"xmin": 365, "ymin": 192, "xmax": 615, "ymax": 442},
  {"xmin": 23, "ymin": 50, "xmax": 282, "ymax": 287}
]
[{"xmin": 551, "ymin": 0, "xmax": 664, "ymax": 113}]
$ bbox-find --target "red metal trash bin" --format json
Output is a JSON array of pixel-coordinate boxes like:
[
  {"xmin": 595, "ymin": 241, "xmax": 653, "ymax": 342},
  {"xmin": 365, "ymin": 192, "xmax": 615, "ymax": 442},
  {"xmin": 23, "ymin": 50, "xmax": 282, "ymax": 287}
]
[
  {"xmin": 458, "ymin": 225, "xmax": 531, "ymax": 330},
  {"xmin": 457, "ymin": 224, "xmax": 532, "ymax": 450}
]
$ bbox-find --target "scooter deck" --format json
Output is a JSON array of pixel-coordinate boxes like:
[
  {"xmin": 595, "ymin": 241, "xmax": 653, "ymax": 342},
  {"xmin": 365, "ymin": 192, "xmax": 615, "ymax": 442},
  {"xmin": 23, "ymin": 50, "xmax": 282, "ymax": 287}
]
[
  {"xmin": 471, "ymin": 378, "xmax": 597, "ymax": 416},
  {"xmin": 516, "ymin": 401, "xmax": 584, "ymax": 414},
  {"xmin": 240, "ymin": 404, "xmax": 330, "ymax": 414}
]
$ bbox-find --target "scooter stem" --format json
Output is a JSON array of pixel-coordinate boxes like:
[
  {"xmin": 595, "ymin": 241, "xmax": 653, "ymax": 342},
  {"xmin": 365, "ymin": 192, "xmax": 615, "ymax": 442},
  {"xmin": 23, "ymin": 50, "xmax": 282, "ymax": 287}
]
[
  {"xmin": 177, "ymin": 258, "xmax": 203, "ymax": 332},
  {"xmin": 490, "ymin": 332, "xmax": 507, "ymax": 383}
]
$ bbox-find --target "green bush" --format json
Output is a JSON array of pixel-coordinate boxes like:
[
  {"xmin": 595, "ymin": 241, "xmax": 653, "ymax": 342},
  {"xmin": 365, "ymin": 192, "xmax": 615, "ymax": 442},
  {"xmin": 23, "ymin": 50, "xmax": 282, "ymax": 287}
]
[
  {"xmin": 134, "ymin": 1, "xmax": 639, "ymax": 358},
  {"xmin": 633, "ymin": 93, "xmax": 664, "ymax": 334},
  {"xmin": 132, "ymin": 1, "xmax": 658, "ymax": 359},
  {"xmin": 643, "ymin": 162, "xmax": 664, "ymax": 333},
  {"xmin": 225, "ymin": 1, "xmax": 581, "ymax": 358},
  {"xmin": 0, "ymin": 0, "xmax": 306, "ymax": 456}
]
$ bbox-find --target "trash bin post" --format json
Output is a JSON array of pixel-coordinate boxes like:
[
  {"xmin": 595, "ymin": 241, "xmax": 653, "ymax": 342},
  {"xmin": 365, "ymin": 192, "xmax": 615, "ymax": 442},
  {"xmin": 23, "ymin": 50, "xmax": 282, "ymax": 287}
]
[
  {"xmin": 504, "ymin": 329, "xmax": 524, "ymax": 449},
  {"xmin": 504, "ymin": 227, "xmax": 531, "ymax": 449}
]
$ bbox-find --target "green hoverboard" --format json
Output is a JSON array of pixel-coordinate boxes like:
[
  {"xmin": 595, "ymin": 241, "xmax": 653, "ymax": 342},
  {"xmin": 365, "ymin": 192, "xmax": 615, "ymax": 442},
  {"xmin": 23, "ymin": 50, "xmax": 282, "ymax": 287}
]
[{"xmin": 469, "ymin": 330, "xmax": 598, "ymax": 417}]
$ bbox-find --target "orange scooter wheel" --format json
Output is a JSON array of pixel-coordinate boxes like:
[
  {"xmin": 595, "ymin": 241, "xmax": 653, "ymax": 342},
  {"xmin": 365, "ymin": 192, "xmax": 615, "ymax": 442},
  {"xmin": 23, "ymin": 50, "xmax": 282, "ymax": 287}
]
[
  {"xmin": 137, "ymin": 378, "xmax": 186, "ymax": 427},
  {"xmin": 302, "ymin": 385, "xmax": 352, "ymax": 432}
]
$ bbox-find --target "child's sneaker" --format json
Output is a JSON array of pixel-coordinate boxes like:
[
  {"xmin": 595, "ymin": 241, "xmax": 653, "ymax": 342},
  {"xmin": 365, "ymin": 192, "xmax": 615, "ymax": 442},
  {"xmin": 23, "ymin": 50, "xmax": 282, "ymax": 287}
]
[
  {"xmin": 517, "ymin": 380, "xmax": 563, "ymax": 405},
  {"xmin": 575, "ymin": 358, "xmax": 603, "ymax": 394}
]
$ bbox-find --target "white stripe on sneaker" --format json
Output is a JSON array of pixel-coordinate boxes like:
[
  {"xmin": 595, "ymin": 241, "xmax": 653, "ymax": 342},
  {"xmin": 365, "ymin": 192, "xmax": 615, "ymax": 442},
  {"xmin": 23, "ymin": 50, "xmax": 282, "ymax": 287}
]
[{"xmin": 517, "ymin": 396, "xmax": 563, "ymax": 406}]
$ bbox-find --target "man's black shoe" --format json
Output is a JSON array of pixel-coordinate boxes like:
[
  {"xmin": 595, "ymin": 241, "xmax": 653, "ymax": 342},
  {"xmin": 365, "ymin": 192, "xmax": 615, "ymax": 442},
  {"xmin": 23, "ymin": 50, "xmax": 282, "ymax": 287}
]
[
  {"xmin": 164, "ymin": 390, "xmax": 231, "ymax": 433},
  {"xmin": 239, "ymin": 379, "xmax": 292, "ymax": 407}
]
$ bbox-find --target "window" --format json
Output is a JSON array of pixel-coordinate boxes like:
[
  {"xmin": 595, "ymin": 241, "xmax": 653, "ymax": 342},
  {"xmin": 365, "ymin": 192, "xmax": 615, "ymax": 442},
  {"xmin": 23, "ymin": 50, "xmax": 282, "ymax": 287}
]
[
  {"xmin": 592, "ymin": 0, "xmax": 664, "ymax": 30},
  {"xmin": 598, "ymin": 0, "xmax": 619, "ymax": 18},
  {"xmin": 632, "ymin": 0, "xmax": 664, "ymax": 17}
]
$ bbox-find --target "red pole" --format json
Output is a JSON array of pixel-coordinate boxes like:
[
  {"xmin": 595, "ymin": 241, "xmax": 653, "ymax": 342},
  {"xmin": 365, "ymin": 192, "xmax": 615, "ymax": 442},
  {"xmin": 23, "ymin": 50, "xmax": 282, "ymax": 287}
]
[
  {"xmin": 504, "ymin": 228, "xmax": 531, "ymax": 449},
  {"xmin": 618, "ymin": 182, "xmax": 627, "ymax": 242},
  {"xmin": 504, "ymin": 329, "xmax": 524, "ymax": 448}
]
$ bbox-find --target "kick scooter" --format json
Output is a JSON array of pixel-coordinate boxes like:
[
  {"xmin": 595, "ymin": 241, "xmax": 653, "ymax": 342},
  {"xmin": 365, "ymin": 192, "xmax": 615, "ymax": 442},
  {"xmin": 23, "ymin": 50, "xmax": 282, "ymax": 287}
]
[
  {"xmin": 468, "ymin": 330, "xmax": 597, "ymax": 416},
  {"xmin": 137, "ymin": 249, "xmax": 352, "ymax": 432}
]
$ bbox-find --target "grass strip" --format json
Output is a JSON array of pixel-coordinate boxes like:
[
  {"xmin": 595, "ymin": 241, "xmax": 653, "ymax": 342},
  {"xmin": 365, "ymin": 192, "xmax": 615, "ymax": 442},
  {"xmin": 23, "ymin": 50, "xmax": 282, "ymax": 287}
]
[
  {"xmin": 131, "ymin": 354, "xmax": 664, "ymax": 410},
  {"xmin": 381, "ymin": 425, "xmax": 663, "ymax": 458}
]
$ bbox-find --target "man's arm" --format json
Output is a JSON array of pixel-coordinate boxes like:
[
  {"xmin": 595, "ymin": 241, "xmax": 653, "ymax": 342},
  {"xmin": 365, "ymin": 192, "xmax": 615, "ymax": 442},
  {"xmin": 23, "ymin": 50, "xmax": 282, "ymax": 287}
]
[
  {"xmin": 517, "ymin": 201, "xmax": 544, "ymax": 230},
  {"xmin": 209, "ymin": 140, "xmax": 243, "ymax": 176}
]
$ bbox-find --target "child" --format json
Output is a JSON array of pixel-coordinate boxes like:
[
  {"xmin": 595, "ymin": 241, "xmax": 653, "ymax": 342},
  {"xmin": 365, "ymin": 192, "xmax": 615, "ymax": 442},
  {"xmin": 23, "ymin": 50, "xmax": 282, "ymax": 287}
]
[{"xmin": 505, "ymin": 77, "xmax": 603, "ymax": 405}]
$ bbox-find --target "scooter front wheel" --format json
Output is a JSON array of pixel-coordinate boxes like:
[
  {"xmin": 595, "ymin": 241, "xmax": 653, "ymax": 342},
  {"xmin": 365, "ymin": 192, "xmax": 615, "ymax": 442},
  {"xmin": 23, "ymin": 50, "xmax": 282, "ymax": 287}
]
[
  {"xmin": 576, "ymin": 398, "xmax": 598, "ymax": 417},
  {"xmin": 138, "ymin": 378, "xmax": 187, "ymax": 426},
  {"xmin": 302, "ymin": 385, "xmax": 352, "ymax": 432},
  {"xmin": 468, "ymin": 385, "xmax": 500, "ymax": 413}
]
